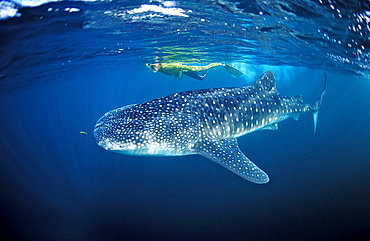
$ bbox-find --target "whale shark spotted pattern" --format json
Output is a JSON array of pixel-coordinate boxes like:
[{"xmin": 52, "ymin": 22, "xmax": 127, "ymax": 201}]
[{"xmin": 94, "ymin": 71, "xmax": 326, "ymax": 184}]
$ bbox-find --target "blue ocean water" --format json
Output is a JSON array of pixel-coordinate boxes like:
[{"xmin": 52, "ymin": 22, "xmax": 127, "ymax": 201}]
[{"xmin": 0, "ymin": 0, "xmax": 369, "ymax": 240}]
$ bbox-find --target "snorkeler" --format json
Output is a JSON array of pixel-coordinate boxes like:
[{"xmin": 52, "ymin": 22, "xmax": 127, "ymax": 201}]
[{"xmin": 146, "ymin": 62, "xmax": 243, "ymax": 80}]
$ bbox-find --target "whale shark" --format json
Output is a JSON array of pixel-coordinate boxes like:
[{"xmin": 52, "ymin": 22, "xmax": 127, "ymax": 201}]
[{"xmin": 94, "ymin": 71, "xmax": 326, "ymax": 184}]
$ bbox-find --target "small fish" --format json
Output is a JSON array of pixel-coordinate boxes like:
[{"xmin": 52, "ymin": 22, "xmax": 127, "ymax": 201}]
[{"xmin": 80, "ymin": 131, "xmax": 87, "ymax": 135}]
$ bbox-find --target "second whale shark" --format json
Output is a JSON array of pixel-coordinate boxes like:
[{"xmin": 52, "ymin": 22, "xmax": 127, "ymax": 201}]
[{"xmin": 94, "ymin": 71, "xmax": 326, "ymax": 184}]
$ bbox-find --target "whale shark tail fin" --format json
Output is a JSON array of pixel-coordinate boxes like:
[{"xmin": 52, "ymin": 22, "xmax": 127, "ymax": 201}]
[
  {"xmin": 312, "ymin": 73, "xmax": 327, "ymax": 135},
  {"xmin": 223, "ymin": 64, "xmax": 244, "ymax": 77}
]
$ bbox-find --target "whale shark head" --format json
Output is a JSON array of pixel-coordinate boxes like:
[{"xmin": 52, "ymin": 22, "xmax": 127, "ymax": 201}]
[{"xmin": 94, "ymin": 103, "xmax": 200, "ymax": 156}]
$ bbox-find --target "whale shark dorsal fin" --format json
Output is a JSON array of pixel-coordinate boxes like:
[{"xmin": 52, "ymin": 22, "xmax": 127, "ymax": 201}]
[
  {"xmin": 195, "ymin": 138, "xmax": 269, "ymax": 184},
  {"xmin": 253, "ymin": 71, "xmax": 278, "ymax": 94}
]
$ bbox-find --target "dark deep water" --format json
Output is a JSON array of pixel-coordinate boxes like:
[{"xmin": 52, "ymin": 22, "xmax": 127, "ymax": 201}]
[{"xmin": 1, "ymin": 1, "xmax": 370, "ymax": 240}]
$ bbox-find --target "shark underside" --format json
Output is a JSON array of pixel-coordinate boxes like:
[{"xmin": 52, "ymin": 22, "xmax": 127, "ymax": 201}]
[{"xmin": 94, "ymin": 71, "xmax": 326, "ymax": 184}]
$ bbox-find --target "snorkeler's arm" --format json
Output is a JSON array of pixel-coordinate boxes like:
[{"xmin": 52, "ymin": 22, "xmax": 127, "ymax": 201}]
[{"xmin": 178, "ymin": 70, "xmax": 183, "ymax": 79}]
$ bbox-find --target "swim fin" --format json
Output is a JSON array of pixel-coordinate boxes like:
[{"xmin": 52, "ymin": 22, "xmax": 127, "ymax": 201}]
[{"xmin": 223, "ymin": 64, "xmax": 243, "ymax": 77}]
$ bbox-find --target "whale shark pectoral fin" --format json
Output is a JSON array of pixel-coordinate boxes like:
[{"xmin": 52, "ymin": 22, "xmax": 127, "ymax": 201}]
[{"xmin": 195, "ymin": 138, "xmax": 269, "ymax": 184}]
